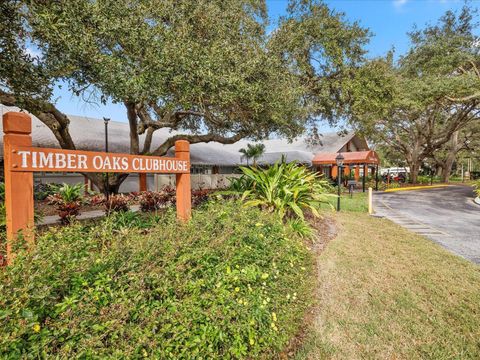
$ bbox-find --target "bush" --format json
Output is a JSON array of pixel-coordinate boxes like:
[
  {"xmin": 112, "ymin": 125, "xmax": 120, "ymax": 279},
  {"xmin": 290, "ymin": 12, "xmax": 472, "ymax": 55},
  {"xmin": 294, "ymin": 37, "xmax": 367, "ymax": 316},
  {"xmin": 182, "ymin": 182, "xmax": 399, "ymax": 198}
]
[
  {"xmin": 138, "ymin": 191, "xmax": 170, "ymax": 212},
  {"xmin": 34, "ymin": 183, "xmax": 61, "ymax": 201},
  {"xmin": 104, "ymin": 194, "xmax": 130, "ymax": 214},
  {"xmin": 0, "ymin": 201, "xmax": 314, "ymax": 359},
  {"xmin": 47, "ymin": 183, "xmax": 84, "ymax": 224},
  {"xmin": 473, "ymin": 180, "xmax": 480, "ymax": 197},
  {"xmin": 224, "ymin": 160, "xmax": 334, "ymax": 221}
]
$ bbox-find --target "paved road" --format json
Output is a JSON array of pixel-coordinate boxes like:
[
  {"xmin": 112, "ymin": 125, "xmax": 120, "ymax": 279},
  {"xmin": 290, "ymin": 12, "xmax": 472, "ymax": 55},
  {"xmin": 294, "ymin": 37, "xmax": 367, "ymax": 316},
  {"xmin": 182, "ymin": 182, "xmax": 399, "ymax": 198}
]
[{"xmin": 374, "ymin": 185, "xmax": 480, "ymax": 264}]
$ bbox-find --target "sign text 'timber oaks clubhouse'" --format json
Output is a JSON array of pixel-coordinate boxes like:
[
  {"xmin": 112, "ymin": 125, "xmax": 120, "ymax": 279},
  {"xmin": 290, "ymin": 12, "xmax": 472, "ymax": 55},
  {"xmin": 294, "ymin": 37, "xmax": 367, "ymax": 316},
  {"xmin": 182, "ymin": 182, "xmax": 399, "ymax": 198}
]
[{"xmin": 10, "ymin": 147, "xmax": 189, "ymax": 173}]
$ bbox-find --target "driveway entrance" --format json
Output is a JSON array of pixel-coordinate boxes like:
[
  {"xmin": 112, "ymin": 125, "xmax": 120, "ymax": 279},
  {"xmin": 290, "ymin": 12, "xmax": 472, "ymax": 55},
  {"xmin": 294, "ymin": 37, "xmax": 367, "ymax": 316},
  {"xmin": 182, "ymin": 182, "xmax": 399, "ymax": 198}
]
[{"xmin": 374, "ymin": 185, "xmax": 480, "ymax": 264}]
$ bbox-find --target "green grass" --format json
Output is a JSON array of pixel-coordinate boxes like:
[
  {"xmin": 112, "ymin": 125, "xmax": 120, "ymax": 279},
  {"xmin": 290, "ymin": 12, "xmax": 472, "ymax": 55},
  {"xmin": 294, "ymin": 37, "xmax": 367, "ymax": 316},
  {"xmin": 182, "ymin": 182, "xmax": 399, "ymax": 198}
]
[
  {"xmin": 295, "ymin": 213, "xmax": 480, "ymax": 359},
  {"xmin": 320, "ymin": 191, "xmax": 368, "ymax": 213},
  {"xmin": 0, "ymin": 201, "xmax": 314, "ymax": 359}
]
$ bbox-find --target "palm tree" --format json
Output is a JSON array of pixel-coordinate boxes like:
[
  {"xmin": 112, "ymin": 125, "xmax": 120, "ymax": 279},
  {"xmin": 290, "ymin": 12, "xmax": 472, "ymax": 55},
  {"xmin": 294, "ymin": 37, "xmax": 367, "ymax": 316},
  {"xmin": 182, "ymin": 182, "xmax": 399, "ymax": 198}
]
[{"xmin": 239, "ymin": 143, "xmax": 266, "ymax": 167}]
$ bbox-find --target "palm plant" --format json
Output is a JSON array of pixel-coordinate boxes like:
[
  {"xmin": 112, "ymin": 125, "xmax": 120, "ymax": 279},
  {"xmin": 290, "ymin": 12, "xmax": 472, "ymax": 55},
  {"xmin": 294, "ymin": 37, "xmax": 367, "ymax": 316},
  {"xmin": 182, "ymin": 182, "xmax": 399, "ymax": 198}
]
[
  {"xmin": 239, "ymin": 143, "xmax": 266, "ymax": 167},
  {"xmin": 226, "ymin": 159, "xmax": 334, "ymax": 222}
]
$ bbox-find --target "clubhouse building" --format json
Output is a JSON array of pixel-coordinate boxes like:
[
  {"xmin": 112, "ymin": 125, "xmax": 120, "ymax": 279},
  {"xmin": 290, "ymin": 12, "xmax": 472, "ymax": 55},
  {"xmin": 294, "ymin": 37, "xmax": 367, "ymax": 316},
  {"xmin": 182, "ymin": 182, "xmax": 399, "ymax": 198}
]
[{"xmin": 0, "ymin": 106, "xmax": 378, "ymax": 192}]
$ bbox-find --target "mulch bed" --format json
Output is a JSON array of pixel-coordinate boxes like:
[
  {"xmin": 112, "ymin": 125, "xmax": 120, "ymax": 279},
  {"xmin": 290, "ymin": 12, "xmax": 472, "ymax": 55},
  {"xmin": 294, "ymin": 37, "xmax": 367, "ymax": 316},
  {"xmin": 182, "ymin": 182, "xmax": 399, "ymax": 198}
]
[{"xmin": 35, "ymin": 200, "xmax": 105, "ymax": 217}]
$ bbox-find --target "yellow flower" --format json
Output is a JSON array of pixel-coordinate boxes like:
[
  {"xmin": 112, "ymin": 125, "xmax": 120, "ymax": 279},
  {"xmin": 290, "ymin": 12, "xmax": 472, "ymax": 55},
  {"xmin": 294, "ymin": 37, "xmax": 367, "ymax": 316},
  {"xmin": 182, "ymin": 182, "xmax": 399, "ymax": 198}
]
[
  {"xmin": 259, "ymin": 234, "xmax": 264, "ymax": 239},
  {"xmin": 142, "ymin": 349, "xmax": 148, "ymax": 357},
  {"xmin": 249, "ymin": 338, "xmax": 255, "ymax": 345},
  {"xmin": 271, "ymin": 312, "xmax": 277, "ymax": 322},
  {"xmin": 235, "ymin": 287, "xmax": 240, "ymax": 292},
  {"xmin": 255, "ymin": 222, "xmax": 263, "ymax": 227},
  {"xmin": 226, "ymin": 266, "xmax": 232, "ymax": 274},
  {"xmin": 32, "ymin": 323, "xmax": 41, "ymax": 333},
  {"xmin": 261, "ymin": 273, "xmax": 269, "ymax": 279}
]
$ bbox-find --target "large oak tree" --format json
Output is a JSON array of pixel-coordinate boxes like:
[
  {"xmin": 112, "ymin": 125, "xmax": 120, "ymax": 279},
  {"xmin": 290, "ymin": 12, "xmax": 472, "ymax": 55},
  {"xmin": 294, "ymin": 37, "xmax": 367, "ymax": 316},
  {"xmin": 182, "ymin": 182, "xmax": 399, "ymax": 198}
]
[
  {"xmin": 350, "ymin": 6, "xmax": 480, "ymax": 183},
  {"xmin": 1, "ymin": 0, "xmax": 373, "ymax": 191}
]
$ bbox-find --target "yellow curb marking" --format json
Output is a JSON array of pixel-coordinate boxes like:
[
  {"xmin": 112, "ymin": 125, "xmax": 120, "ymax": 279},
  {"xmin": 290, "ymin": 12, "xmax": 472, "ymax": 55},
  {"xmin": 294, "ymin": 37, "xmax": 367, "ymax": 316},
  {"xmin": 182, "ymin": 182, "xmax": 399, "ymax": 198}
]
[{"xmin": 384, "ymin": 184, "xmax": 451, "ymax": 193}]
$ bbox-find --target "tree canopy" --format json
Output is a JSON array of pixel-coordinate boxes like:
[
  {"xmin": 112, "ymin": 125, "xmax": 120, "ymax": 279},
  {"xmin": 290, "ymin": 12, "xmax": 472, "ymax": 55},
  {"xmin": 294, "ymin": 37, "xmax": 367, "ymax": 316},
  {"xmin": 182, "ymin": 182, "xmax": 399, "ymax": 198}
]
[
  {"xmin": 1, "ymin": 0, "xmax": 374, "ymax": 190},
  {"xmin": 350, "ymin": 6, "xmax": 480, "ymax": 182}
]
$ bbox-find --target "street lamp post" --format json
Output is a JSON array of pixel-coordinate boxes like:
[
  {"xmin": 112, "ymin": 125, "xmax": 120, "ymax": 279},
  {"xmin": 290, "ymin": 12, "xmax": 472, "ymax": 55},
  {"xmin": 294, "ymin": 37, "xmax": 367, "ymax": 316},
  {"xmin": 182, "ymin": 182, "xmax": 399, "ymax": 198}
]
[
  {"xmin": 103, "ymin": 117, "xmax": 110, "ymax": 201},
  {"xmin": 336, "ymin": 153, "xmax": 344, "ymax": 212}
]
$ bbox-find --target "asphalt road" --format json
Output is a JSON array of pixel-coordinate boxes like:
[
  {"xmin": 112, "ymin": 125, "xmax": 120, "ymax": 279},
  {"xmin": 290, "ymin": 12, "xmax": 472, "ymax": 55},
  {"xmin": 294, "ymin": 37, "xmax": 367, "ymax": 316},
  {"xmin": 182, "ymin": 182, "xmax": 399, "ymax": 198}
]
[{"xmin": 374, "ymin": 185, "xmax": 480, "ymax": 264}]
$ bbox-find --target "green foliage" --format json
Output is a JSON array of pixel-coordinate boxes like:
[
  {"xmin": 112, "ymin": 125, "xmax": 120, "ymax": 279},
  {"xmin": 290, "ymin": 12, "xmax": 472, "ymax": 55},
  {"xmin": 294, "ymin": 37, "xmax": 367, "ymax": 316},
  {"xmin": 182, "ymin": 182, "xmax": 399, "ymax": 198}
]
[
  {"xmin": 286, "ymin": 218, "xmax": 314, "ymax": 239},
  {"xmin": 51, "ymin": 183, "xmax": 84, "ymax": 203},
  {"xmin": 0, "ymin": 201, "xmax": 314, "ymax": 359},
  {"xmin": 350, "ymin": 6, "xmax": 480, "ymax": 183},
  {"xmin": 473, "ymin": 180, "xmax": 480, "ymax": 197},
  {"xmin": 34, "ymin": 183, "xmax": 60, "ymax": 201},
  {"xmin": 47, "ymin": 184, "xmax": 84, "ymax": 224},
  {"xmin": 226, "ymin": 160, "xmax": 334, "ymax": 221}
]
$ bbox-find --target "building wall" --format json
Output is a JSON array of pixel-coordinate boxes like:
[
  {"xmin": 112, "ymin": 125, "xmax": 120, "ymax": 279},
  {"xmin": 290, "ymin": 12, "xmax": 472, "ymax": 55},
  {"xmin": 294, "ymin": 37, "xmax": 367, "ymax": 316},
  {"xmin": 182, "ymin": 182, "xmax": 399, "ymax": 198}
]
[{"xmin": 33, "ymin": 171, "xmax": 241, "ymax": 193}]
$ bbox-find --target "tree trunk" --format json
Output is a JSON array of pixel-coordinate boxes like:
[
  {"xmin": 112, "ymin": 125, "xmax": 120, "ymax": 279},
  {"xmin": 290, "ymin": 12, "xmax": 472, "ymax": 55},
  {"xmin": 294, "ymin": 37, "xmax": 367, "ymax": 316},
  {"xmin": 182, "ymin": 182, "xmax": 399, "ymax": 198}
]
[
  {"xmin": 408, "ymin": 160, "xmax": 422, "ymax": 184},
  {"xmin": 84, "ymin": 173, "xmax": 129, "ymax": 194},
  {"xmin": 441, "ymin": 131, "xmax": 460, "ymax": 183},
  {"xmin": 435, "ymin": 165, "xmax": 443, "ymax": 177},
  {"xmin": 441, "ymin": 155, "xmax": 456, "ymax": 183}
]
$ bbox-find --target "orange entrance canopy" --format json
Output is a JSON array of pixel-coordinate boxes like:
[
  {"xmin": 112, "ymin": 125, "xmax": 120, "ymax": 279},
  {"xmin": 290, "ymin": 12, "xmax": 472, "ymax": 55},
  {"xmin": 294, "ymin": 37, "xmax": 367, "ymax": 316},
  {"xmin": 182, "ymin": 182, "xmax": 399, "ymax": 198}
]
[{"xmin": 312, "ymin": 150, "xmax": 380, "ymax": 165}]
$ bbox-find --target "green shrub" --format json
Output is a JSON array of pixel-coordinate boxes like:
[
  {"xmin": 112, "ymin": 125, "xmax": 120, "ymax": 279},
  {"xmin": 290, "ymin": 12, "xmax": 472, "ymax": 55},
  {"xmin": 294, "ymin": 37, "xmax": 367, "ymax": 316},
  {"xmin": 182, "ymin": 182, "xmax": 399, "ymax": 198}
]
[
  {"xmin": 47, "ymin": 183, "xmax": 85, "ymax": 224},
  {"xmin": 0, "ymin": 201, "xmax": 314, "ymax": 359},
  {"xmin": 473, "ymin": 180, "xmax": 480, "ymax": 197},
  {"xmin": 225, "ymin": 160, "xmax": 334, "ymax": 221}
]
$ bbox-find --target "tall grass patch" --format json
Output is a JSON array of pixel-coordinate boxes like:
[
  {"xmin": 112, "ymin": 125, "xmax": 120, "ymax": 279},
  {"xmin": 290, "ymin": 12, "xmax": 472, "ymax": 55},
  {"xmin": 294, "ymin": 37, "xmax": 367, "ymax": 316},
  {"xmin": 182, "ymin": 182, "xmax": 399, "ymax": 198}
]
[{"xmin": 0, "ymin": 201, "xmax": 314, "ymax": 359}]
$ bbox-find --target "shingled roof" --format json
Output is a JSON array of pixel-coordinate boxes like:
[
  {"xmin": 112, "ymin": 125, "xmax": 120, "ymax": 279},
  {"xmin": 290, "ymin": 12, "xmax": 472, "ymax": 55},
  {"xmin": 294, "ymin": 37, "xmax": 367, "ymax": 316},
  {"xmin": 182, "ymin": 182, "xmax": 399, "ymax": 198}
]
[{"xmin": 0, "ymin": 106, "xmax": 365, "ymax": 166}]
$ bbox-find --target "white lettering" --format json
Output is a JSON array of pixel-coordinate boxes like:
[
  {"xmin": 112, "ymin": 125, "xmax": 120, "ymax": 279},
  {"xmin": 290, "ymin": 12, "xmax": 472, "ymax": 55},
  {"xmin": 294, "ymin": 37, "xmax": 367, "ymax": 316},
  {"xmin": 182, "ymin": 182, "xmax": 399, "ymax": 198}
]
[
  {"xmin": 132, "ymin": 158, "xmax": 140, "ymax": 170},
  {"xmin": 121, "ymin": 157, "xmax": 128, "ymax": 170},
  {"xmin": 93, "ymin": 156, "xmax": 103, "ymax": 169},
  {"xmin": 31, "ymin": 152, "xmax": 37, "ymax": 168},
  {"xmin": 55, "ymin": 153, "xmax": 67, "ymax": 168},
  {"xmin": 78, "ymin": 155, "xmax": 87, "ymax": 169},
  {"xmin": 103, "ymin": 156, "xmax": 112, "ymax": 170},
  {"xmin": 67, "ymin": 154, "xmax": 76, "ymax": 169},
  {"xmin": 17, "ymin": 151, "xmax": 31, "ymax": 168},
  {"xmin": 112, "ymin": 157, "xmax": 121, "ymax": 170},
  {"xmin": 39, "ymin": 152, "xmax": 53, "ymax": 168}
]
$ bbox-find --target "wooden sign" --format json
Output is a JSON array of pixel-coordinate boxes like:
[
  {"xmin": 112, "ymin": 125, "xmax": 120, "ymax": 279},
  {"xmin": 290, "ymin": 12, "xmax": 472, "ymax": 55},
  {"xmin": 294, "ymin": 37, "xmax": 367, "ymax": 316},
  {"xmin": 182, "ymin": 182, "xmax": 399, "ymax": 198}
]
[
  {"xmin": 2, "ymin": 112, "xmax": 192, "ymax": 264},
  {"xmin": 9, "ymin": 146, "xmax": 189, "ymax": 173}
]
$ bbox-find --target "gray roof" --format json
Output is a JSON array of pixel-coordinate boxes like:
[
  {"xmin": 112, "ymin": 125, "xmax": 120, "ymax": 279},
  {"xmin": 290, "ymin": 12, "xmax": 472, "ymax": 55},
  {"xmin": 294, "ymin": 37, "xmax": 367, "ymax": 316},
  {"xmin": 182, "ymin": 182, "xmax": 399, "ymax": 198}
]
[{"xmin": 0, "ymin": 105, "xmax": 363, "ymax": 166}]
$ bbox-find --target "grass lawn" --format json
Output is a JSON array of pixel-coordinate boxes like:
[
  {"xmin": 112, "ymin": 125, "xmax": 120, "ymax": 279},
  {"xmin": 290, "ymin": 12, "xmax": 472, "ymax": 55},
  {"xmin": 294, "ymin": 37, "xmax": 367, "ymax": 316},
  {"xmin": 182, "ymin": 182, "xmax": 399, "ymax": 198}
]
[
  {"xmin": 320, "ymin": 191, "xmax": 368, "ymax": 213},
  {"xmin": 296, "ymin": 213, "xmax": 480, "ymax": 359}
]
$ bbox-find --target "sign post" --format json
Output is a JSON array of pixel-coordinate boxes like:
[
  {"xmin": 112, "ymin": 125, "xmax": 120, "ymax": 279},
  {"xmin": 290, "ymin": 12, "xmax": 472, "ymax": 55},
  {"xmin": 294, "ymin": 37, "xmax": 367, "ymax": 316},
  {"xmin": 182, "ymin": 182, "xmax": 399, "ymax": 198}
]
[
  {"xmin": 2, "ymin": 112, "xmax": 191, "ymax": 264},
  {"xmin": 3, "ymin": 112, "xmax": 35, "ymax": 260}
]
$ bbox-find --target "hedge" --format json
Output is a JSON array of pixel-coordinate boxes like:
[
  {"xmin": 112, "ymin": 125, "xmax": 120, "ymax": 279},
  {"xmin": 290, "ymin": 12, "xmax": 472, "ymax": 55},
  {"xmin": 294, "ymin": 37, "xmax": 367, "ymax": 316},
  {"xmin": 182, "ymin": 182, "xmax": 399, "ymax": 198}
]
[{"xmin": 0, "ymin": 200, "xmax": 314, "ymax": 359}]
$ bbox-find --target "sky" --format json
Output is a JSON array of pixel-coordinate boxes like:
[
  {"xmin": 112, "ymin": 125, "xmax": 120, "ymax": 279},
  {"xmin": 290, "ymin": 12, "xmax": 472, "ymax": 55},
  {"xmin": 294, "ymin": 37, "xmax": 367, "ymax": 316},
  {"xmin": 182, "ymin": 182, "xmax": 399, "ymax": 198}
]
[{"xmin": 51, "ymin": 0, "xmax": 468, "ymax": 125}]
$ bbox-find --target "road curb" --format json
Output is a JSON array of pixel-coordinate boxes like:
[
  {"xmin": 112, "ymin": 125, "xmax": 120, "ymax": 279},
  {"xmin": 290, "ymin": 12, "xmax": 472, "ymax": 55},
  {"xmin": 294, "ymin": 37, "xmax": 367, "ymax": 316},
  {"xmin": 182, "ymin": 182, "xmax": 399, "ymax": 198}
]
[
  {"xmin": 384, "ymin": 184, "xmax": 451, "ymax": 193},
  {"xmin": 474, "ymin": 197, "xmax": 480, "ymax": 206}
]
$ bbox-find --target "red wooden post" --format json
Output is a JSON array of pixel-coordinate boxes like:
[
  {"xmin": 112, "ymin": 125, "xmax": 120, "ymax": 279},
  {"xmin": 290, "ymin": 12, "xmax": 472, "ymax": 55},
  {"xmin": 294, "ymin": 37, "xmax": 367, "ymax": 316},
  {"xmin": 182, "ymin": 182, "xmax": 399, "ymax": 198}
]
[
  {"xmin": 3, "ymin": 112, "xmax": 35, "ymax": 263},
  {"xmin": 139, "ymin": 173, "xmax": 147, "ymax": 192},
  {"xmin": 175, "ymin": 140, "xmax": 191, "ymax": 221}
]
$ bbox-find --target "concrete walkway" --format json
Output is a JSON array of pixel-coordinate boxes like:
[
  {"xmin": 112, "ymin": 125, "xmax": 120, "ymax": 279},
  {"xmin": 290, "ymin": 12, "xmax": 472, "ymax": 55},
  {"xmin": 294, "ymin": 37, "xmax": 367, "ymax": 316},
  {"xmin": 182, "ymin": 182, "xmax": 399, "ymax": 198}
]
[
  {"xmin": 39, "ymin": 205, "xmax": 140, "ymax": 225},
  {"xmin": 374, "ymin": 185, "xmax": 480, "ymax": 264}
]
